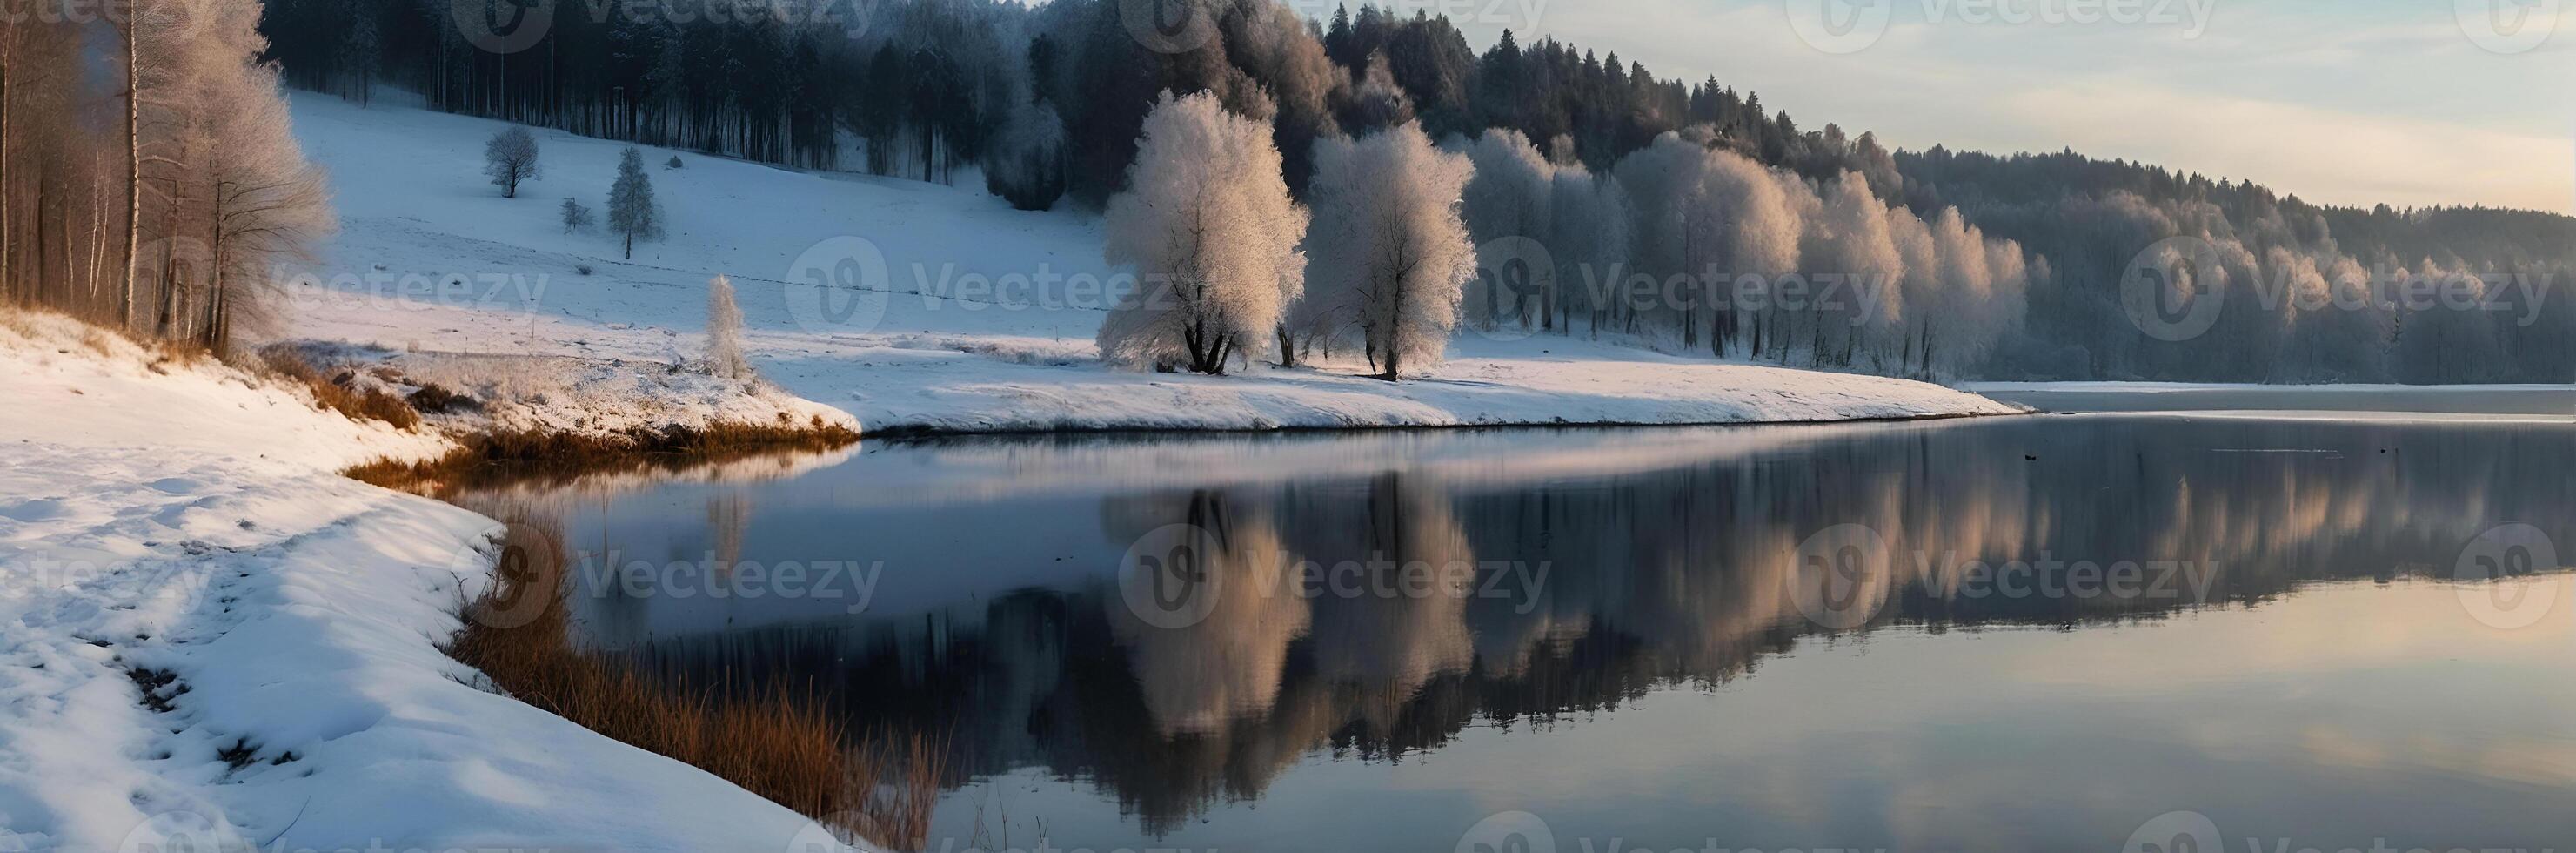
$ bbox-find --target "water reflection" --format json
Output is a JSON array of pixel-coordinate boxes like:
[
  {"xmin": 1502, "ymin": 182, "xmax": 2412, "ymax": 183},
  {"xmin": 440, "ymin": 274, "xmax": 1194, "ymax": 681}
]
[{"xmin": 457, "ymin": 416, "xmax": 2576, "ymax": 846}]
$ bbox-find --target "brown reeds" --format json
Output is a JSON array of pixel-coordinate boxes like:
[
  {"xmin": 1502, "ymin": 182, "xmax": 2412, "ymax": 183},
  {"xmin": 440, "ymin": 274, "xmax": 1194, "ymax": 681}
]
[
  {"xmin": 445, "ymin": 514, "xmax": 945, "ymax": 850},
  {"xmin": 256, "ymin": 347, "xmax": 422, "ymax": 431},
  {"xmin": 345, "ymin": 419, "xmax": 860, "ymax": 494}
]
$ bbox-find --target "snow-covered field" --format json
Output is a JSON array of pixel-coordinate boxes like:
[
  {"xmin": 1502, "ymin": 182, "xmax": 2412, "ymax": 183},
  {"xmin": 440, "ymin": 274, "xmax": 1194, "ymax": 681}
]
[
  {"xmin": 0, "ymin": 313, "xmax": 830, "ymax": 850},
  {"xmin": 285, "ymin": 90, "xmax": 2019, "ymax": 433}
]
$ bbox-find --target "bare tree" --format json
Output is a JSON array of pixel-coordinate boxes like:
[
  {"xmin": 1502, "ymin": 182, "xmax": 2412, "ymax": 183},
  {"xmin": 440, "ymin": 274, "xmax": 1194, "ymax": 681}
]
[{"xmin": 484, "ymin": 125, "xmax": 539, "ymax": 198}]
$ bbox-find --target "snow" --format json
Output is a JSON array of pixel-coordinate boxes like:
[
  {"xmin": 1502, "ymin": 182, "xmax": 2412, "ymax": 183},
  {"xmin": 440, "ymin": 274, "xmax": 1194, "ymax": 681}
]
[
  {"xmin": 1967, "ymin": 381, "xmax": 2576, "ymax": 421},
  {"xmin": 0, "ymin": 312, "xmax": 449, "ymax": 469},
  {"xmin": 284, "ymin": 90, "xmax": 2020, "ymax": 434},
  {"xmin": 0, "ymin": 314, "xmax": 841, "ymax": 851},
  {"xmin": 293, "ymin": 342, "xmax": 860, "ymax": 443}
]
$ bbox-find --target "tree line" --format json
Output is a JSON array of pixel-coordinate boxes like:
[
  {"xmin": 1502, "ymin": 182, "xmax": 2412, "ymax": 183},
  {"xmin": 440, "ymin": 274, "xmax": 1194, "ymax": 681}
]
[{"xmin": 1, "ymin": 0, "xmax": 331, "ymax": 353}]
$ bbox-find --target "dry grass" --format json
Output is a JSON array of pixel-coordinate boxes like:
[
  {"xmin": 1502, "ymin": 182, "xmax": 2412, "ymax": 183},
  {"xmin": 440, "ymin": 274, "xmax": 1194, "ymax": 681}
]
[
  {"xmin": 1, "ymin": 305, "xmax": 212, "ymax": 366},
  {"xmin": 841, "ymin": 728, "xmax": 949, "ymax": 849},
  {"xmin": 446, "ymin": 515, "xmax": 943, "ymax": 850},
  {"xmin": 257, "ymin": 347, "xmax": 422, "ymax": 431}
]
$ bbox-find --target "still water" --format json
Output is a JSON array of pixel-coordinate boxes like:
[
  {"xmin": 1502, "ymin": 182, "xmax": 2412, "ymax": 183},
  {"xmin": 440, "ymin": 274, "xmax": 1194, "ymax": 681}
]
[{"xmin": 462, "ymin": 414, "xmax": 2576, "ymax": 852}]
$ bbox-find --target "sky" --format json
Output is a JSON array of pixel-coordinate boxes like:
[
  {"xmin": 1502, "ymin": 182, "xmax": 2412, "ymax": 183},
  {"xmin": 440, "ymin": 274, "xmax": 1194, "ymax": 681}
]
[{"xmin": 1432, "ymin": 0, "xmax": 2573, "ymax": 213}]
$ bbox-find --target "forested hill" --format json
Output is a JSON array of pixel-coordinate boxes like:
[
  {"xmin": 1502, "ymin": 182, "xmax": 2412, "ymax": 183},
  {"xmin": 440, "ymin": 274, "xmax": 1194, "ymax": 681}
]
[{"xmin": 262, "ymin": 0, "xmax": 2576, "ymax": 383}]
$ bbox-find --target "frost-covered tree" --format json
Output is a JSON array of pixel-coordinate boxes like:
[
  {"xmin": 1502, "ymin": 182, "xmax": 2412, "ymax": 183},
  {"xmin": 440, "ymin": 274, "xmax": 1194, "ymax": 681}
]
[
  {"xmin": 484, "ymin": 126, "xmax": 539, "ymax": 198},
  {"xmin": 606, "ymin": 147, "xmax": 662, "ymax": 259},
  {"xmin": 705, "ymin": 275, "xmax": 752, "ymax": 379},
  {"xmin": 1549, "ymin": 166, "xmax": 1632, "ymax": 336},
  {"xmin": 1797, "ymin": 171, "xmax": 1905, "ymax": 366},
  {"xmin": 1457, "ymin": 129, "xmax": 1555, "ymax": 330},
  {"xmin": 1305, "ymin": 124, "xmax": 1476, "ymax": 379},
  {"xmin": 197, "ymin": 55, "xmax": 334, "ymax": 352},
  {"xmin": 1095, "ymin": 91, "xmax": 1307, "ymax": 375},
  {"xmin": 559, "ymin": 198, "xmax": 594, "ymax": 234}
]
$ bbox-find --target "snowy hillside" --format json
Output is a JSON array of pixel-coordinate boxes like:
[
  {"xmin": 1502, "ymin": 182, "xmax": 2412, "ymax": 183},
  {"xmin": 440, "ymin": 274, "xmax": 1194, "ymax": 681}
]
[{"xmin": 286, "ymin": 91, "xmax": 2021, "ymax": 433}]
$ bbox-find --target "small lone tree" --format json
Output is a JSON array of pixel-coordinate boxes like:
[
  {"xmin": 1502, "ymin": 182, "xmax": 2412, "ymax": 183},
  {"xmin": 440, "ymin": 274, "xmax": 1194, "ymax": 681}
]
[
  {"xmin": 606, "ymin": 146, "xmax": 663, "ymax": 259},
  {"xmin": 705, "ymin": 275, "xmax": 752, "ymax": 379},
  {"xmin": 484, "ymin": 125, "xmax": 539, "ymax": 198},
  {"xmin": 559, "ymin": 197, "xmax": 594, "ymax": 233}
]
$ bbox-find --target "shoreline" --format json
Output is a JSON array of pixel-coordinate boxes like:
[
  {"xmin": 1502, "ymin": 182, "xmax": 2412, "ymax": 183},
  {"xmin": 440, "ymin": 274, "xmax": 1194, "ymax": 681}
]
[{"xmin": 853, "ymin": 405, "xmax": 2029, "ymax": 440}]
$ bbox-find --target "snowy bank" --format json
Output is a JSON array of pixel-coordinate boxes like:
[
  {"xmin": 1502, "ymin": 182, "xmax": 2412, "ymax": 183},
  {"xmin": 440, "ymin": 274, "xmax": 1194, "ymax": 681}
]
[
  {"xmin": 793, "ymin": 333, "xmax": 2024, "ymax": 434},
  {"xmin": 0, "ymin": 312, "xmax": 839, "ymax": 850},
  {"xmin": 290, "ymin": 342, "xmax": 859, "ymax": 447},
  {"xmin": 285, "ymin": 91, "xmax": 2021, "ymax": 435}
]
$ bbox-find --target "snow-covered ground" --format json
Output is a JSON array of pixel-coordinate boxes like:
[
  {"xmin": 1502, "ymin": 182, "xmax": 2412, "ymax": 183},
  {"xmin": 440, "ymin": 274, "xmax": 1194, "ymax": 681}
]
[
  {"xmin": 285, "ymin": 90, "xmax": 2019, "ymax": 433},
  {"xmin": 292, "ymin": 341, "xmax": 858, "ymax": 444},
  {"xmin": 1968, "ymin": 381, "xmax": 2576, "ymax": 420},
  {"xmin": 0, "ymin": 312, "xmax": 832, "ymax": 850}
]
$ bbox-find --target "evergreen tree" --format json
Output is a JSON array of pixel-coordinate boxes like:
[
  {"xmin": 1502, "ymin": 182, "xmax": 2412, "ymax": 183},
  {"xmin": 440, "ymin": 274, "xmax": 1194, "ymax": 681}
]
[{"xmin": 606, "ymin": 147, "xmax": 662, "ymax": 259}]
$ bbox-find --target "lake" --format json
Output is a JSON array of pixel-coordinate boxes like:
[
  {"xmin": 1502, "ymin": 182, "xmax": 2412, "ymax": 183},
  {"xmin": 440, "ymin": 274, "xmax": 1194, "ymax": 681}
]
[{"xmin": 455, "ymin": 412, "xmax": 2576, "ymax": 853}]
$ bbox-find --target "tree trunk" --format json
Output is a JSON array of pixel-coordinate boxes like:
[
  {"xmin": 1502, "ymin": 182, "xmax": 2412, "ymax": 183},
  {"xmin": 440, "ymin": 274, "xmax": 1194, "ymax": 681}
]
[
  {"xmin": 153, "ymin": 143, "xmax": 184, "ymax": 339},
  {"xmin": 121, "ymin": 20, "xmax": 144, "ymax": 330},
  {"xmin": 1, "ymin": 53, "xmax": 12, "ymax": 303}
]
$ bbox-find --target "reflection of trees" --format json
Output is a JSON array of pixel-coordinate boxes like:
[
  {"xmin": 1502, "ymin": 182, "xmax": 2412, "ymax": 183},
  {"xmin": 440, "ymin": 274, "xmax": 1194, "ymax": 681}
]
[
  {"xmin": 1288, "ymin": 474, "xmax": 1480, "ymax": 737},
  {"xmin": 1106, "ymin": 491, "xmax": 1311, "ymax": 736},
  {"xmin": 599, "ymin": 419, "xmax": 2576, "ymax": 836}
]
